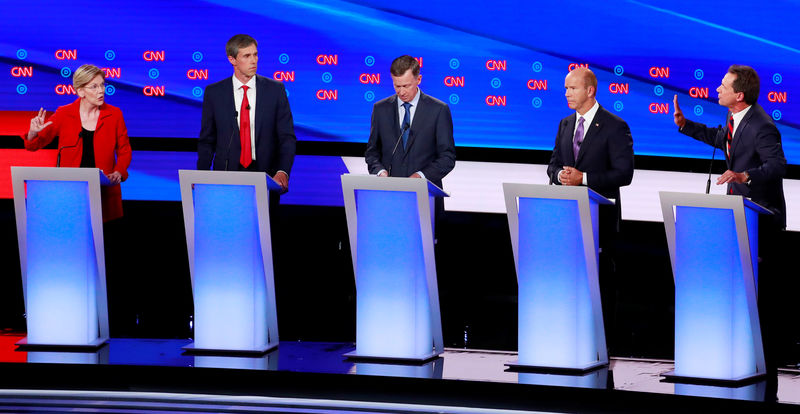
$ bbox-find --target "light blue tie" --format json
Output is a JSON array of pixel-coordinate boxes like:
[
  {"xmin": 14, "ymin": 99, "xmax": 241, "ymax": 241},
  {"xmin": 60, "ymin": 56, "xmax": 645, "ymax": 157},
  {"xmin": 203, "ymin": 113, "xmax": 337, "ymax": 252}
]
[{"xmin": 402, "ymin": 102, "xmax": 411, "ymax": 148}]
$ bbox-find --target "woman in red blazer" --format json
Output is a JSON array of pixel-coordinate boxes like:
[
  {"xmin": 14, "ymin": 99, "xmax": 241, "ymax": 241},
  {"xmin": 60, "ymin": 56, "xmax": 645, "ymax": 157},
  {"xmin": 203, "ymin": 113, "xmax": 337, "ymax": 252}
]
[{"xmin": 24, "ymin": 64, "xmax": 132, "ymax": 221}]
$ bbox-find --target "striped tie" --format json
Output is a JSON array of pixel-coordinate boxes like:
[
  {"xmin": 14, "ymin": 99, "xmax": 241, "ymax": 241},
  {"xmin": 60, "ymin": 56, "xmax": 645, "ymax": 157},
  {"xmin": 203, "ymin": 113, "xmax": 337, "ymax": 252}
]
[{"xmin": 726, "ymin": 115, "xmax": 733, "ymax": 159}]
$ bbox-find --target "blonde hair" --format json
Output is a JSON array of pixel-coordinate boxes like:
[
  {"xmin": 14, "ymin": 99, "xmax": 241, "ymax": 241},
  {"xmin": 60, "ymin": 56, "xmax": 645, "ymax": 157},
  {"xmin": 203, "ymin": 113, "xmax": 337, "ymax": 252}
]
[{"xmin": 72, "ymin": 64, "xmax": 105, "ymax": 90}]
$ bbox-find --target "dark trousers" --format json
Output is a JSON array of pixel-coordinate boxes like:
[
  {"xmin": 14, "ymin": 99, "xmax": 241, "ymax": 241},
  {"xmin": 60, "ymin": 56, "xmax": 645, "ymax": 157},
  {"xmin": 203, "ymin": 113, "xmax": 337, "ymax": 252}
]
[
  {"xmin": 598, "ymin": 204, "xmax": 620, "ymax": 354},
  {"xmin": 758, "ymin": 214, "xmax": 784, "ymax": 400}
]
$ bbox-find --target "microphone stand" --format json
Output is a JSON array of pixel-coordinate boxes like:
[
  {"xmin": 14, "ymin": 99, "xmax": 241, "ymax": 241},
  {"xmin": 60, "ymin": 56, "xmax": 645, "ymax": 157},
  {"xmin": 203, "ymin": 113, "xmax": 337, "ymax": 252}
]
[{"xmin": 387, "ymin": 123, "xmax": 409, "ymax": 177}]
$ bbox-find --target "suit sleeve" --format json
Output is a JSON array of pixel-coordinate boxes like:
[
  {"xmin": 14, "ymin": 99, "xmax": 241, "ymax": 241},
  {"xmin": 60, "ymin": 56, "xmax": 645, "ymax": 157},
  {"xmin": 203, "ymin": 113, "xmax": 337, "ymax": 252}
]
[
  {"xmin": 364, "ymin": 104, "xmax": 385, "ymax": 174},
  {"xmin": 546, "ymin": 120, "xmax": 566, "ymax": 185},
  {"xmin": 22, "ymin": 110, "xmax": 62, "ymax": 151},
  {"xmin": 747, "ymin": 122, "xmax": 786, "ymax": 185},
  {"xmin": 197, "ymin": 86, "xmax": 216, "ymax": 170},
  {"xmin": 113, "ymin": 110, "xmax": 132, "ymax": 181},
  {"xmin": 680, "ymin": 119, "xmax": 726, "ymax": 151},
  {"xmin": 419, "ymin": 103, "xmax": 456, "ymax": 182},
  {"xmin": 587, "ymin": 119, "xmax": 634, "ymax": 190},
  {"xmin": 275, "ymin": 83, "xmax": 296, "ymax": 175}
]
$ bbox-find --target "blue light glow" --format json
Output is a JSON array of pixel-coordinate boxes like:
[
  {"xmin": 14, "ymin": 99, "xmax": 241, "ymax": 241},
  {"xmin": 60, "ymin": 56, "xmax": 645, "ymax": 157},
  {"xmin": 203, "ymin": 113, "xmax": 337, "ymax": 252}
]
[
  {"xmin": 674, "ymin": 206, "xmax": 756, "ymax": 379},
  {"xmin": 517, "ymin": 197, "xmax": 598, "ymax": 368},
  {"xmin": 25, "ymin": 180, "xmax": 99, "ymax": 345},
  {"xmin": 354, "ymin": 189, "xmax": 432, "ymax": 359},
  {"xmin": 192, "ymin": 184, "xmax": 269, "ymax": 351}
]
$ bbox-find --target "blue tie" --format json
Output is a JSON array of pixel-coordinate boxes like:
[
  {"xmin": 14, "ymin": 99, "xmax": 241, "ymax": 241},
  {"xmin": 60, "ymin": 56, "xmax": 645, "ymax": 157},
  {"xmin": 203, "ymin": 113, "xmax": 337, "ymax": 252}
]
[{"xmin": 401, "ymin": 102, "xmax": 411, "ymax": 148}]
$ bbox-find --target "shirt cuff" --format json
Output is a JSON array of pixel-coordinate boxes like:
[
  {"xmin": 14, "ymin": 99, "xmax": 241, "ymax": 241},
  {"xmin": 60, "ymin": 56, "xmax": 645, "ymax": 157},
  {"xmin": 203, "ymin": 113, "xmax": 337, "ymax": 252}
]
[
  {"xmin": 417, "ymin": 171, "xmax": 426, "ymax": 180},
  {"xmin": 582, "ymin": 172, "xmax": 588, "ymax": 186}
]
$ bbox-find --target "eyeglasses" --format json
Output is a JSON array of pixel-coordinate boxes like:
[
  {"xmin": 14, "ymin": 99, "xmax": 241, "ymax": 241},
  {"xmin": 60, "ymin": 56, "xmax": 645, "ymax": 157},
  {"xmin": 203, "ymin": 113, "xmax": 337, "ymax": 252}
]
[{"xmin": 84, "ymin": 83, "xmax": 105, "ymax": 92}]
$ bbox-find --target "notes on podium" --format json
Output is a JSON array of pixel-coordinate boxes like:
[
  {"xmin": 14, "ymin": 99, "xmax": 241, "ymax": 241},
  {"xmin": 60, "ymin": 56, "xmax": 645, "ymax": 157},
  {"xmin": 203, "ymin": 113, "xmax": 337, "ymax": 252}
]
[
  {"xmin": 179, "ymin": 170, "xmax": 282, "ymax": 354},
  {"xmin": 503, "ymin": 183, "xmax": 611, "ymax": 373},
  {"xmin": 11, "ymin": 167, "xmax": 111, "ymax": 349},
  {"xmin": 341, "ymin": 174, "xmax": 447, "ymax": 363}
]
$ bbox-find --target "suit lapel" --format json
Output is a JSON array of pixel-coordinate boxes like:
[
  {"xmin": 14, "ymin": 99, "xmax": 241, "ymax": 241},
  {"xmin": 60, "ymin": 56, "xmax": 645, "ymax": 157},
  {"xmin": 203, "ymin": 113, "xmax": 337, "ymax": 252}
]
[
  {"xmin": 254, "ymin": 75, "xmax": 264, "ymax": 142},
  {"xmin": 403, "ymin": 92, "xmax": 427, "ymax": 155},
  {"xmin": 96, "ymin": 103, "xmax": 111, "ymax": 132},
  {"xmin": 562, "ymin": 115, "xmax": 576, "ymax": 166},
  {"xmin": 224, "ymin": 77, "xmax": 240, "ymax": 137},
  {"xmin": 576, "ymin": 107, "xmax": 604, "ymax": 164},
  {"xmin": 730, "ymin": 107, "xmax": 754, "ymax": 162}
]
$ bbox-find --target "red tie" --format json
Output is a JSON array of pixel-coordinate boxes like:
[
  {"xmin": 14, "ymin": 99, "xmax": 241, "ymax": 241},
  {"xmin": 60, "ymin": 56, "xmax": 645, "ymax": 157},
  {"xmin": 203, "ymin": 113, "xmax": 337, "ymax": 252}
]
[
  {"xmin": 240, "ymin": 85, "xmax": 252, "ymax": 168},
  {"xmin": 726, "ymin": 115, "xmax": 733, "ymax": 159},
  {"xmin": 727, "ymin": 115, "xmax": 734, "ymax": 195}
]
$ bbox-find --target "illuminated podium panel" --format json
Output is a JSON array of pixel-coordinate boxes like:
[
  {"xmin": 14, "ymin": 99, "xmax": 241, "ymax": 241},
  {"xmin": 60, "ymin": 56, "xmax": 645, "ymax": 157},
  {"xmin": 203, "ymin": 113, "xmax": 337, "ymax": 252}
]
[
  {"xmin": 179, "ymin": 170, "xmax": 281, "ymax": 354},
  {"xmin": 503, "ymin": 183, "xmax": 611, "ymax": 373},
  {"xmin": 12, "ymin": 167, "xmax": 111, "ymax": 349},
  {"xmin": 341, "ymin": 174, "xmax": 447, "ymax": 363},
  {"xmin": 660, "ymin": 192, "xmax": 768, "ymax": 384}
]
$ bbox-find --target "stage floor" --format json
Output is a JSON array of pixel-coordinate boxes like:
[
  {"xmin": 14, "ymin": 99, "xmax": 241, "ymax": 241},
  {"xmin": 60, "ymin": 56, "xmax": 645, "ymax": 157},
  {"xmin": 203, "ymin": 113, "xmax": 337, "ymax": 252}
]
[{"xmin": 0, "ymin": 335, "xmax": 798, "ymax": 413}]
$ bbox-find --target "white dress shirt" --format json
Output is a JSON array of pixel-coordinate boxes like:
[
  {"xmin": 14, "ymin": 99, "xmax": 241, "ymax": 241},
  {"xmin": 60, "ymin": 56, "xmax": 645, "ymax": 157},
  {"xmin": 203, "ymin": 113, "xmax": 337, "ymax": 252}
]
[{"xmin": 232, "ymin": 76, "xmax": 257, "ymax": 161}]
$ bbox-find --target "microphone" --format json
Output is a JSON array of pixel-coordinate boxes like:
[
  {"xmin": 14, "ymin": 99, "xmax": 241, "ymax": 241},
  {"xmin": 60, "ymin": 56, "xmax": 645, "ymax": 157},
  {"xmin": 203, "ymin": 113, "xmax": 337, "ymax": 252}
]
[
  {"xmin": 705, "ymin": 124, "xmax": 722, "ymax": 194},
  {"xmin": 56, "ymin": 139, "xmax": 82, "ymax": 167},
  {"xmin": 224, "ymin": 110, "xmax": 238, "ymax": 171},
  {"xmin": 246, "ymin": 104, "xmax": 251, "ymax": 110},
  {"xmin": 387, "ymin": 122, "xmax": 409, "ymax": 177}
]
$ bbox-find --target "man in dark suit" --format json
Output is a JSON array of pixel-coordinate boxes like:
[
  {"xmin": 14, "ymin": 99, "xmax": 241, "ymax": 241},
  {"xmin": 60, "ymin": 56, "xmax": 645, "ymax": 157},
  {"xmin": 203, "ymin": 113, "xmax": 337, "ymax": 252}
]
[
  {"xmin": 546, "ymin": 67, "xmax": 634, "ymax": 218},
  {"xmin": 673, "ymin": 65, "xmax": 786, "ymax": 398},
  {"xmin": 546, "ymin": 67, "xmax": 635, "ymax": 354},
  {"xmin": 197, "ymin": 34, "xmax": 296, "ymax": 191},
  {"xmin": 365, "ymin": 55, "xmax": 456, "ymax": 190},
  {"xmin": 673, "ymin": 65, "xmax": 786, "ymax": 227}
]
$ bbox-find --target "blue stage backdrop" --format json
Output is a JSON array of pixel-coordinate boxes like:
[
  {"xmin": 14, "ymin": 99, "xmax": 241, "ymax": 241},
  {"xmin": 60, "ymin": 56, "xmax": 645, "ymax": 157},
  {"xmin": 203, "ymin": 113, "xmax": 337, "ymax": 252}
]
[{"xmin": 2, "ymin": 0, "xmax": 798, "ymax": 164}]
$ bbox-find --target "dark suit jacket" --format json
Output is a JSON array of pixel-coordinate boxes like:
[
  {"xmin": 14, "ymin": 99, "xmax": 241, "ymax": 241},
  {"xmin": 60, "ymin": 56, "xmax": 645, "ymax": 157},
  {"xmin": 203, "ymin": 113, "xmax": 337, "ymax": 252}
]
[
  {"xmin": 547, "ymin": 105, "xmax": 634, "ymax": 205},
  {"xmin": 197, "ymin": 75, "xmax": 296, "ymax": 175},
  {"xmin": 681, "ymin": 103, "xmax": 786, "ymax": 227},
  {"xmin": 23, "ymin": 98, "xmax": 132, "ymax": 222},
  {"xmin": 365, "ymin": 91, "xmax": 456, "ymax": 189}
]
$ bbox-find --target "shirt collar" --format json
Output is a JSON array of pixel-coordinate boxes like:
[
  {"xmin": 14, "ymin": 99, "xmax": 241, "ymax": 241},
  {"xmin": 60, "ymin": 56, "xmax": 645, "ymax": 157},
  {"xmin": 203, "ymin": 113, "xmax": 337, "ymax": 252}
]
[
  {"xmin": 575, "ymin": 100, "xmax": 600, "ymax": 128},
  {"xmin": 398, "ymin": 88, "xmax": 422, "ymax": 108},
  {"xmin": 233, "ymin": 75, "xmax": 256, "ymax": 91},
  {"xmin": 732, "ymin": 105, "xmax": 751, "ymax": 124}
]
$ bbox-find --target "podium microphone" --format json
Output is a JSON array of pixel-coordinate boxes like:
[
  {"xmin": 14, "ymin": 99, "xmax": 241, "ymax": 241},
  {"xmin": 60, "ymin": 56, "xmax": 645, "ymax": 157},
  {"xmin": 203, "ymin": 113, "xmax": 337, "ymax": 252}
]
[
  {"xmin": 388, "ymin": 122, "xmax": 409, "ymax": 177},
  {"xmin": 56, "ymin": 140, "xmax": 82, "ymax": 167},
  {"xmin": 705, "ymin": 125, "xmax": 722, "ymax": 194}
]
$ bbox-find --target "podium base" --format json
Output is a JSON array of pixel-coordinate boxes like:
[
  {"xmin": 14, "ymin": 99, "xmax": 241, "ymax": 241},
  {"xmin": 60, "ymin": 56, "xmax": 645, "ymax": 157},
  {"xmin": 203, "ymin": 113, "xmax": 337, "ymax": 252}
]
[
  {"xmin": 505, "ymin": 359, "xmax": 608, "ymax": 375},
  {"xmin": 661, "ymin": 370, "xmax": 767, "ymax": 386},
  {"xmin": 16, "ymin": 336, "xmax": 108, "ymax": 352},
  {"xmin": 344, "ymin": 350, "xmax": 442, "ymax": 365},
  {"xmin": 182, "ymin": 341, "xmax": 279, "ymax": 356}
]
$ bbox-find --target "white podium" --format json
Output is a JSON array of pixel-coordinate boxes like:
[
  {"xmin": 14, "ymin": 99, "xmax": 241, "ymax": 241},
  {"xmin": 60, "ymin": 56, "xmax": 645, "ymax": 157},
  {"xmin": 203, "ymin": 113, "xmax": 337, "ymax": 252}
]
[
  {"xmin": 179, "ymin": 170, "xmax": 281, "ymax": 354},
  {"xmin": 660, "ymin": 192, "xmax": 769, "ymax": 384},
  {"xmin": 341, "ymin": 174, "xmax": 447, "ymax": 362},
  {"xmin": 12, "ymin": 167, "xmax": 111, "ymax": 349},
  {"xmin": 503, "ymin": 183, "xmax": 611, "ymax": 373}
]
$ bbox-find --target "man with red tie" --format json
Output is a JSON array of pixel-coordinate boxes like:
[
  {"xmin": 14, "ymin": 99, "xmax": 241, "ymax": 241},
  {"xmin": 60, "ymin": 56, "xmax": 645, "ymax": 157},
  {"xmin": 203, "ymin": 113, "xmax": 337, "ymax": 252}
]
[
  {"xmin": 673, "ymin": 65, "xmax": 786, "ymax": 227},
  {"xmin": 673, "ymin": 65, "xmax": 786, "ymax": 400},
  {"xmin": 197, "ymin": 34, "xmax": 296, "ymax": 192}
]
